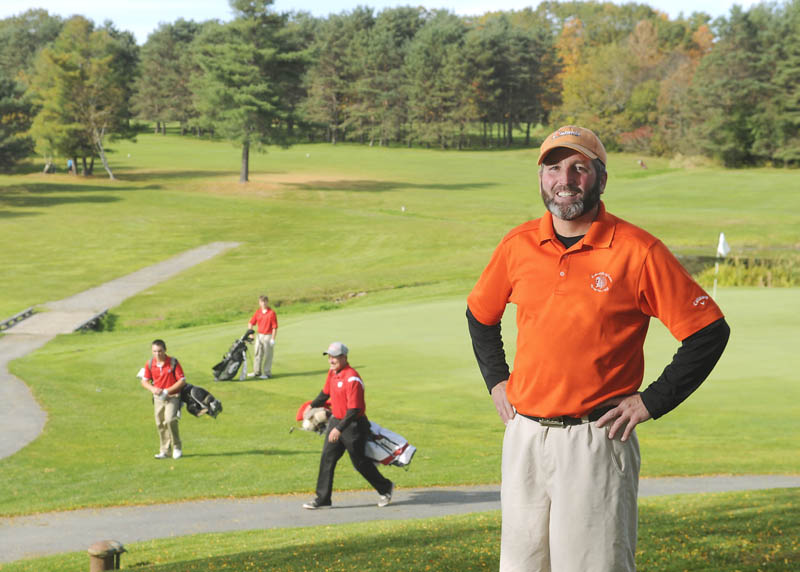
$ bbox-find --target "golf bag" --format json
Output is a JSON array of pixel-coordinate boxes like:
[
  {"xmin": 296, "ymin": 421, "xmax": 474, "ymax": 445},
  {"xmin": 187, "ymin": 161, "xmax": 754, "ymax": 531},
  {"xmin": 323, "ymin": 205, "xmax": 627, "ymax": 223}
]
[
  {"xmin": 212, "ymin": 329, "xmax": 254, "ymax": 381},
  {"xmin": 180, "ymin": 383, "xmax": 223, "ymax": 418},
  {"xmin": 294, "ymin": 401, "xmax": 416, "ymax": 468},
  {"xmin": 365, "ymin": 421, "xmax": 416, "ymax": 468}
]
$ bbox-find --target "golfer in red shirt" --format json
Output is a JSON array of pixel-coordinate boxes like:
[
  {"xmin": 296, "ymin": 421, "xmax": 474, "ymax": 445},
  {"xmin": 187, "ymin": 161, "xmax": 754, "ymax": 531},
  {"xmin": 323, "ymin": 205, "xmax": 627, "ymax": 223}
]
[
  {"xmin": 301, "ymin": 342, "xmax": 393, "ymax": 509},
  {"xmin": 141, "ymin": 339, "xmax": 186, "ymax": 460},
  {"xmin": 247, "ymin": 295, "xmax": 278, "ymax": 379}
]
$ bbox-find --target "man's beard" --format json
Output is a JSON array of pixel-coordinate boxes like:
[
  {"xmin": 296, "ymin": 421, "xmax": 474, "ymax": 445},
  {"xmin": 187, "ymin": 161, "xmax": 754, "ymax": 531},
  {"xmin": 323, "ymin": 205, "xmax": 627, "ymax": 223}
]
[{"xmin": 540, "ymin": 178, "xmax": 602, "ymax": 221}]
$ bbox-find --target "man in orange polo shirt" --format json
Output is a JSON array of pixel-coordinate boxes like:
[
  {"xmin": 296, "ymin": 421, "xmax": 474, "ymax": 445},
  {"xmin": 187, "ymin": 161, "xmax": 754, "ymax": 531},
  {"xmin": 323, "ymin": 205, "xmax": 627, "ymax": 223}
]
[{"xmin": 467, "ymin": 125, "xmax": 730, "ymax": 571}]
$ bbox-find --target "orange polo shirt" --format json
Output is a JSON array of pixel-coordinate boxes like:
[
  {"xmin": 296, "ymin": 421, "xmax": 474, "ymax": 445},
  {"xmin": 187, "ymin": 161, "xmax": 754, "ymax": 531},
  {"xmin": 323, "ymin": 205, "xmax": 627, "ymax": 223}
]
[{"xmin": 467, "ymin": 202, "xmax": 723, "ymax": 418}]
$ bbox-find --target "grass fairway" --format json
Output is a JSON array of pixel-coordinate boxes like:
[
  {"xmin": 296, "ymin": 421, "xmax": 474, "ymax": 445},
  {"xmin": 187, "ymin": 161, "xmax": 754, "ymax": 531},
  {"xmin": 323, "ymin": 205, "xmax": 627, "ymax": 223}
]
[
  {"xmin": 4, "ymin": 488, "xmax": 798, "ymax": 571},
  {"xmin": 1, "ymin": 134, "xmax": 798, "ymax": 569},
  {"xmin": 2, "ymin": 134, "xmax": 799, "ymax": 322},
  {"xmin": 2, "ymin": 287, "xmax": 797, "ymax": 515}
]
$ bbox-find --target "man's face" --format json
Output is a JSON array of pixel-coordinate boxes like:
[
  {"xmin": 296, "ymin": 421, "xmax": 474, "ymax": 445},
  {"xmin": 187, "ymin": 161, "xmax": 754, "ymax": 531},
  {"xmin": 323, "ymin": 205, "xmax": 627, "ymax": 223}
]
[
  {"xmin": 259, "ymin": 299, "xmax": 268, "ymax": 310},
  {"xmin": 327, "ymin": 354, "xmax": 347, "ymax": 372},
  {"xmin": 539, "ymin": 148, "xmax": 605, "ymax": 221},
  {"xmin": 152, "ymin": 344, "xmax": 166, "ymax": 361}
]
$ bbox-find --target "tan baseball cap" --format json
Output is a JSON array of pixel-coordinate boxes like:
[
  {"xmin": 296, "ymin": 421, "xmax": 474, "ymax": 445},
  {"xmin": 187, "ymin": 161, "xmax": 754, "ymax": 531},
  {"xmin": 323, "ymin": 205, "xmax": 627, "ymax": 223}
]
[
  {"xmin": 538, "ymin": 125, "xmax": 607, "ymax": 165},
  {"xmin": 323, "ymin": 342, "xmax": 348, "ymax": 356}
]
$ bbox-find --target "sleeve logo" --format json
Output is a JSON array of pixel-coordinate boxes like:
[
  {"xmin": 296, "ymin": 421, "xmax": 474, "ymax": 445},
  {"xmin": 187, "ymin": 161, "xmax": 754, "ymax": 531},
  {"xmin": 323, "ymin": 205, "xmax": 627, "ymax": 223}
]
[
  {"xmin": 590, "ymin": 272, "xmax": 612, "ymax": 292},
  {"xmin": 693, "ymin": 295, "xmax": 710, "ymax": 307}
]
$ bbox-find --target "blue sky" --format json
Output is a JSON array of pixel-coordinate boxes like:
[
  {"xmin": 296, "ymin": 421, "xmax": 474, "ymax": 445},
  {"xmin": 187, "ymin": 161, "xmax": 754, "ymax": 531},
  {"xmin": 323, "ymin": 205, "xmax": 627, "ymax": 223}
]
[{"xmin": 2, "ymin": 0, "xmax": 762, "ymax": 45}]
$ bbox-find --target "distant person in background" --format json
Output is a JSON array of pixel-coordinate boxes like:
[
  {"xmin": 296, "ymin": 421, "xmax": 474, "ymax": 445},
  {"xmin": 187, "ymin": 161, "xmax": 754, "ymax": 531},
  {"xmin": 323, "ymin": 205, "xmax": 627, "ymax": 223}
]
[
  {"xmin": 247, "ymin": 294, "xmax": 278, "ymax": 379},
  {"xmin": 467, "ymin": 125, "xmax": 730, "ymax": 571},
  {"xmin": 140, "ymin": 339, "xmax": 186, "ymax": 460},
  {"xmin": 301, "ymin": 342, "xmax": 393, "ymax": 509}
]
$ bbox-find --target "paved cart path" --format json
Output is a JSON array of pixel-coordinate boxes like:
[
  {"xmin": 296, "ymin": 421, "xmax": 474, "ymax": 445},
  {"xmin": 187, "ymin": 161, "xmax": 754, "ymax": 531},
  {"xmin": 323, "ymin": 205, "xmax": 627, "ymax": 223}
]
[
  {"xmin": 2, "ymin": 476, "xmax": 799, "ymax": 563},
  {"xmin": 0, "ymin": 242, "xmax": 240, "ymax": 459},
  {"xmin": 1, "ymin": 242, "xmax": 798, "ymax": 565}
]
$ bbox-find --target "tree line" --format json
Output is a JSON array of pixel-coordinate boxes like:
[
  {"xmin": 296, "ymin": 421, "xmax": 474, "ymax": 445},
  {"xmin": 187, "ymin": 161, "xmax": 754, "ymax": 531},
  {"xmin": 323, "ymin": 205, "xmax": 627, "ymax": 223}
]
[{"xmin": 1, "ymin": 0, "xmax": 799, "ymax": 180}]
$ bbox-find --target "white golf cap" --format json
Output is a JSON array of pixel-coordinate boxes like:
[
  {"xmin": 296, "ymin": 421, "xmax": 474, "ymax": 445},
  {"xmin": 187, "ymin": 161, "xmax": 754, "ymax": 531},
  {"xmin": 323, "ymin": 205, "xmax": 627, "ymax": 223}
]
[{"xmin": 323, "ymin": 342, "xmax": 348, "ymax": 356}]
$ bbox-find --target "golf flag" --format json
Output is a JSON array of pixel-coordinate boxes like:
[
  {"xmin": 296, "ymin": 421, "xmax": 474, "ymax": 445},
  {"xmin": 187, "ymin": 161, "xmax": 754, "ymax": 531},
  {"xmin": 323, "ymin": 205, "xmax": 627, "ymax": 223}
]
[{"xmin": 716, "ymin": 232, "xmax": 731, "ymax": 258}]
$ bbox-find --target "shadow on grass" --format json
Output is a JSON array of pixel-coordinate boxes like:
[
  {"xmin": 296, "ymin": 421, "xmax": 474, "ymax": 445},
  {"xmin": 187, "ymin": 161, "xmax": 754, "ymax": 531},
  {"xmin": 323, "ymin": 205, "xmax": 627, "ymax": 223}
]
[
  {"xmin": 207, "ymin": 369, "xmax": 331, "ymax": 384},
  {"xmin": 2, "ymin": 162, "xmax": 43, "ymax": 175},
  {"xmin": 400, "ymin": 488, "xmax": 499, "ymax": 507},
  {"xmin": 0, "ymin": 183, "xmax": 122, "ymax": 213},
  {"xmin": 0, "ymin": 180, "xmax": 189, "ymax": 215},
  {"xmin": 128, "ymin": 489, "xmax": 800, "ymax": 572},
  {"xmin": 282, "ymin": 179, "xmax": 498, "ymax": 193},
  {"xmin": 267, "ymin": 369, "xmax": 331, "ymax": 380},
  {"xmin": 130, "ymin": 517, "xmax": 500, "ymax": 571}
]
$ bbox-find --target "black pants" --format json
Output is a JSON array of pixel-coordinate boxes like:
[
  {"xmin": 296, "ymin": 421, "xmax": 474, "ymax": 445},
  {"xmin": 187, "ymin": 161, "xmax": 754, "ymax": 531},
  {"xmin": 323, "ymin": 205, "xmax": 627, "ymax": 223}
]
[{"xmin": 315, "ymin": 416, "xmax": 392, "ymax": 504}]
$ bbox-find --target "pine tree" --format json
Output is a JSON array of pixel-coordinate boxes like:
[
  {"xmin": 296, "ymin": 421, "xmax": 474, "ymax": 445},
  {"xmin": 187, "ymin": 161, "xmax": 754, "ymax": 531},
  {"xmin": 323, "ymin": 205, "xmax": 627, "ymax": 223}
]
[
  {"xmin": 0, "ymin": 9, "xmax": 63, "ymax": 80},
  {"xmin": 134, "ymin": 20, "xmax": 200, "ymax": 134},
  {"xmin": 0, "ymin": 73, "xmax": 35, "ymax": 170},
  {"xmin": 689, "ymin": 6, "xmax": 765, "ymax": 166},
  {"xmin": 350, "ymin": 7, "xmax": 424, "ymax": 146},
  {"xmin": 192, "ymin": 0, "xmax": 297, "ymax": 181},
  {"xmin": 28, "ymin": 16, "xmax": 135, "ymax": 178},
  {"xmin": 405, "ymin": 11, "xmax": 472, "ymax": 149}
]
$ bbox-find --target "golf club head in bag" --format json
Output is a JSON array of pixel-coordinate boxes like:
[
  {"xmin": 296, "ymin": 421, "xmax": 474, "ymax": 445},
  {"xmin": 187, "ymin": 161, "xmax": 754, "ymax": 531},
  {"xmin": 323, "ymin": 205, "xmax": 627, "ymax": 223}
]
[
  {"xmin": 302, "ymin": 407, "xmax": 331, "ymax": 434},
  {"xmin": 295, "ymin": 400, "xmax": 332, "ymax": 434}
]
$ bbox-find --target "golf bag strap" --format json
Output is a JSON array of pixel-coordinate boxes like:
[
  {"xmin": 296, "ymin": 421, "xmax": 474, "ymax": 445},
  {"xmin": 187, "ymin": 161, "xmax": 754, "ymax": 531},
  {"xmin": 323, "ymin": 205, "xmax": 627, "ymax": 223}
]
[{"xmin": 148, "ymin": 357, "xmax": 179, "ymax": 381}]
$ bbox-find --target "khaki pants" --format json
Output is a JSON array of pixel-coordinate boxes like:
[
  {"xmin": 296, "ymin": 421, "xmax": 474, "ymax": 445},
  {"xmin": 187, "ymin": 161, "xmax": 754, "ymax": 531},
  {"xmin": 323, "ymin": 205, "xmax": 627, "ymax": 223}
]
[
  {"xmin": 253, "ymin": 333, "xmax": 274, "ymax": 376},
  {"xmin": 500, "ymin": 415, "xmax": 640, "ymax": 572},
  {"xmin": 153, "ymin": 395, "xmax": 182, "ymax": 454}
]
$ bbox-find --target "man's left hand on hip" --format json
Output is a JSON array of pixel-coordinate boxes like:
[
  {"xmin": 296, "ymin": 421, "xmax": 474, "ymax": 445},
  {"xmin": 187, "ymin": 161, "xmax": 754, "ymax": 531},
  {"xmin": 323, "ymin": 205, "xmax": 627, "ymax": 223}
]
[{"xmin": 596, "ymin": 393, "xmax": 651, "ymax": 442}]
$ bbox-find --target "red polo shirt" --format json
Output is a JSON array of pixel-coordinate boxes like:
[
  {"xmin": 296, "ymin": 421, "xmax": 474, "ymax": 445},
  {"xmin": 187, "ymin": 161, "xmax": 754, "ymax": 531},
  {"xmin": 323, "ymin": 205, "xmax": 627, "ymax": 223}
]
[
  {"xmin": 323, "ymin": 365, "xmax": 366, "ymax": 419},
  {"xmin": 143, "ymin": 356, "xmax": 185, "ymax": 390},
  {"xmin": 249, "ymin": 308, "xmax": 278, "ymax": 335},
  {"xmin": 467, "ymin": 202, "xmax": 723, "ymax": 418}
]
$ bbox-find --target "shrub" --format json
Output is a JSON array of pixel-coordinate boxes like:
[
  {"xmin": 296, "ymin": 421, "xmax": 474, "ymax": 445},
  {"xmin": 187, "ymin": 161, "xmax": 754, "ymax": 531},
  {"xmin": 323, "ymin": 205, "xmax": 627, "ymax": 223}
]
[{"xmin": 696, "ymin": 257, "xmax": 799, "ymax": 288}]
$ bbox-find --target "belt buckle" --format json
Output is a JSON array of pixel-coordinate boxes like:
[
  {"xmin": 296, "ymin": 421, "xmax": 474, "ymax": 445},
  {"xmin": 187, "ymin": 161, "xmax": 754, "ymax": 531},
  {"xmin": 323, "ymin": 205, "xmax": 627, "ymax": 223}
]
[{"xmin": 538, "ymin": 417, "xmax": 565, "ymax": 427}]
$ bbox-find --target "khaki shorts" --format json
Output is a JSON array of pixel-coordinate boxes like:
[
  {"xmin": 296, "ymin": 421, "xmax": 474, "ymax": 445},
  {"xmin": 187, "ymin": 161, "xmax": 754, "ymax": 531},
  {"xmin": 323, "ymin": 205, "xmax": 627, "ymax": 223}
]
[{"xmin": 500, "ymin": 414, "xmax": 640, "ymax": 572}]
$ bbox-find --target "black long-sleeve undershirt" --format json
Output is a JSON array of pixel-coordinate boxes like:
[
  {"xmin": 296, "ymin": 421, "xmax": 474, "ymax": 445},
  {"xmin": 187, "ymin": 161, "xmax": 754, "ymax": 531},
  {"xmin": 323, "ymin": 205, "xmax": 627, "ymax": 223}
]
[
  {"xmin": 310, "ymin": 391, "xmax": 361, "ymax": 431},
  {"xmin": 466, "ymin": 307, "xmax": 730, "ymax": 419}
]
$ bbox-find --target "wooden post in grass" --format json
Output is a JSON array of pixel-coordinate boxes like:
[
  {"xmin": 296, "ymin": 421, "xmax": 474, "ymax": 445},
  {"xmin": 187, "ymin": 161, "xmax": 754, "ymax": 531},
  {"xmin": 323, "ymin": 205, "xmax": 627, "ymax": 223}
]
[{"xmin": 88, "ymin": 540, "xmax": 125, "ymax": 571}]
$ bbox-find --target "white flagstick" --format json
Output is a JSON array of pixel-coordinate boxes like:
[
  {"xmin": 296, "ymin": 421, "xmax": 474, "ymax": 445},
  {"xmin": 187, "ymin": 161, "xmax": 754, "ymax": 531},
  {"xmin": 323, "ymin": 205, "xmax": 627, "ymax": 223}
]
[{"xmin": 713, "ymin": 232, "xmax": 731, "ymax": 300}]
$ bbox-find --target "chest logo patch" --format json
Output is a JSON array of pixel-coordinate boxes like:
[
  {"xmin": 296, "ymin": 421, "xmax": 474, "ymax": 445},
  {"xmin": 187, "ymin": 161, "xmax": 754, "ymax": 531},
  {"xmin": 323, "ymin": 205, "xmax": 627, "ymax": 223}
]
[
  {"xmin": 337, "ymin": 381, "xmax": 343, "ymax": 388},
  {"xmin": 693, "ymin": 295, "xmax": 710, "ymax": 307},
  {"xmin": 590, "ymin": 272, "xmax": 612, "ymax": 292}
]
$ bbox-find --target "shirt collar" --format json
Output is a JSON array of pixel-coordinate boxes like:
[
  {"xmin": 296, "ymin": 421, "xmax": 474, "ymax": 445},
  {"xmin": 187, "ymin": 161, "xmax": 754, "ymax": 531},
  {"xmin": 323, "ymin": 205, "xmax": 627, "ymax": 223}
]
[{"xmin": 537, "ymin": 201, "xmax": 615, "ymax": 249}]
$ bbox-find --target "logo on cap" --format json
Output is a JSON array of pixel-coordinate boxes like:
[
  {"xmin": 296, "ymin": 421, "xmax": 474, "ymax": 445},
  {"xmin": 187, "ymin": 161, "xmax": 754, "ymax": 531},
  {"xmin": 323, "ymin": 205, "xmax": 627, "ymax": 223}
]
[
  {"xmin": 538, "ymin": 125, "xmax": 607, "ymax": 166},
  {"xmin": 553, "ymin": 129, "xmax": 582, "ymax": 139}
]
